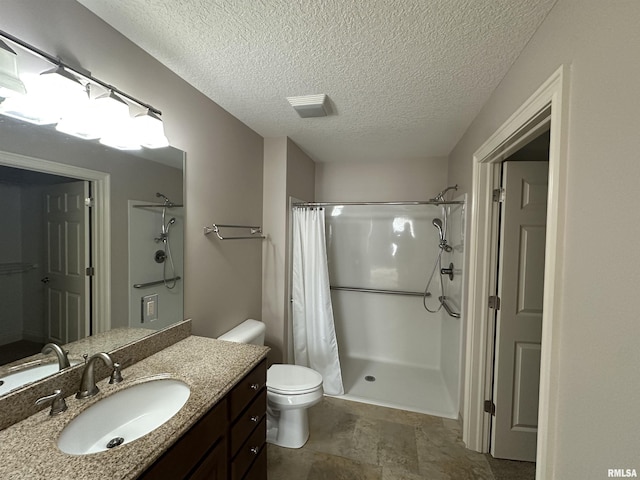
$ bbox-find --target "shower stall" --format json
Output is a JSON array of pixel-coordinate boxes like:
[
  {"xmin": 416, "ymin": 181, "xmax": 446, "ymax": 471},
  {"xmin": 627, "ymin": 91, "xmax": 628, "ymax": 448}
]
[{"xmin": 292, "ymin": 194, "xmax": 465, "ymax": 419}]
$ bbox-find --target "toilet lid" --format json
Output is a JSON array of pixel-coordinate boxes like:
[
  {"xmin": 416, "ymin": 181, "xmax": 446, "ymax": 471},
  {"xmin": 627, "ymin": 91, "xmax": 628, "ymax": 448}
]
[{"xmin": 267, "ymin": 364, "xmax": 323, "ymax": 394}]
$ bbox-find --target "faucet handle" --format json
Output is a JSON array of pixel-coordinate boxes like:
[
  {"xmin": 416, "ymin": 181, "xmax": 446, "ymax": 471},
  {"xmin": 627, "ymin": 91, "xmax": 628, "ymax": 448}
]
[
  {"xmin": 35, "ymin": 389, "xmax": 68, "ymax": 416},
  {"xmin": 109, "ymin": 363, "xmax": 123, "ymax": 384}
]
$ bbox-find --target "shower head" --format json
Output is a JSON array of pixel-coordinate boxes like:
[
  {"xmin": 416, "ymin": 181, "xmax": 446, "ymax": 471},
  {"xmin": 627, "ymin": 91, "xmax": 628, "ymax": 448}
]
[
  {"xmin": 156, "ymin": 192, "xmax": 174, "ymax": 207},
  {"xmin": 430, "ymin": 185, "xmax": 458, "ymax": 202},
  {"xmin": 432, "ymin": 218, "xmax": 445, "ymax": 242}
]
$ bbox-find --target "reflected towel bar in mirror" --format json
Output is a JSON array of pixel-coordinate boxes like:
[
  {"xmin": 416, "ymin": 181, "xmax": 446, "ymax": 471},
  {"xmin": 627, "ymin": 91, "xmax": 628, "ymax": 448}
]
[
  {"xmin": 133, "ymin": 276, "xmax": 182, "ymax": 289},
  {"xmin": 203, "ymin": 224, "xmax": 265, "ymax": 240}
]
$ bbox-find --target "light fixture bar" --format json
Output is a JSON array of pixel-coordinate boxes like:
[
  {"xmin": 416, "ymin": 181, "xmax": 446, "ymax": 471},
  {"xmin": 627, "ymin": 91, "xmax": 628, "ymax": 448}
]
[{"xmin": 0, "ymin": 28, "xmax": 161, "ymax": 116}]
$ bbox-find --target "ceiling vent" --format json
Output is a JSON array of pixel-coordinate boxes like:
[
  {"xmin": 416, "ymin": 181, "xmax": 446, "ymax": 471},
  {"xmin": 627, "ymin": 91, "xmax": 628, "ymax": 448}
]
[{"xmin": 286, "ymin": 94, "xmax": 330, "ymax": 118}]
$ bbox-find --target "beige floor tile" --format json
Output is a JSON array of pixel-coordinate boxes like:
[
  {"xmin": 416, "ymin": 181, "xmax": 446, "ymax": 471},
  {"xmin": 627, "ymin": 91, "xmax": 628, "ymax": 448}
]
[
  {"xmin": 267, "ymin": 444, "xmax": 315, "ymax": 480},
  {"xmin": 267, "ymin": 397, "xmax": 531, "ymax": 480},
  {"xmin": 307, "ymin": 452, "xmax": 382, "ymax": 480}
]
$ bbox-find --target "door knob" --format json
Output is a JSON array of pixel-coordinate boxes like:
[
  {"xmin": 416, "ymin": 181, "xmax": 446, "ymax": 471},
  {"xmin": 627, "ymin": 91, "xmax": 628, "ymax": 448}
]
[{"xmin": 41, "ymin": 276, "xmax": 50, "ymax": 284}]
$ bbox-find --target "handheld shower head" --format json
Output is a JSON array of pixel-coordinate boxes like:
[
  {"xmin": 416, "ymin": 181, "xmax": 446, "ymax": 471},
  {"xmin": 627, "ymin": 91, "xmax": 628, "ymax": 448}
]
[{"xmin": 432, "ymin": 218, "xmax": 445, "ymax": 242}]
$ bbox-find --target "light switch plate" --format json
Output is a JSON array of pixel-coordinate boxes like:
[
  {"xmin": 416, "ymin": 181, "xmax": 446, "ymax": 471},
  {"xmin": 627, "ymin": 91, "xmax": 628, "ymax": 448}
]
[{"xmin": 141, "ymin": 294, "xmax": 159, "ymax": 323}]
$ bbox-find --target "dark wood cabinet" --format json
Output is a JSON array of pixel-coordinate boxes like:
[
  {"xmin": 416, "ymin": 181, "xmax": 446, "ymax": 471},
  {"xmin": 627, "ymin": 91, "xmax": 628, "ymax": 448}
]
[{"xmin": 139, "ymin": 360, "xmax": 267, "ymax": 480}]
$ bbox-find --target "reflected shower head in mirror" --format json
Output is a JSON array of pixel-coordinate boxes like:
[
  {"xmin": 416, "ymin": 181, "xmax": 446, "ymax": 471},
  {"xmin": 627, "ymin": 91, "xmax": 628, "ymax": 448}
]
[
  {"xmin": 165, "ymin": 217, "xmax": 176, "ymax": 233},
  {"xmin": 156, "ymin": 192, "xmax": 174, "ymax": 207}
]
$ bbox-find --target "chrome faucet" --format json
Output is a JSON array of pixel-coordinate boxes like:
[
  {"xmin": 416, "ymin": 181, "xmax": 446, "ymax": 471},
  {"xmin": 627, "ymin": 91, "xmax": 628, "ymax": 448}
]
[
  {"xmin": 76, "ymin": 352, "xmax": 114, "ymax": 399},
  {"xmin": 41, "ymin": 343, "xmax": 71, "ymax": 370}
]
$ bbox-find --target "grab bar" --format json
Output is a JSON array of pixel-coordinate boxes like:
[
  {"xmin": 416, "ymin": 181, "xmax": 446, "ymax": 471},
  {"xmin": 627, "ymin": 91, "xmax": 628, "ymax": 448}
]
[
  {"xmin": 330, "ymin": 286, "xmax": 430, "ymax": 297},
  {"xmin": 133, "ymin": 276, "xmax": 181, "ymax": 289},
  {"xmin": 203, "ymin": 224, "xmax": 265, "ymax": 240},
  {"xmin": 438, "ymin": 296, "xmax": 461, "ymax": 318}
]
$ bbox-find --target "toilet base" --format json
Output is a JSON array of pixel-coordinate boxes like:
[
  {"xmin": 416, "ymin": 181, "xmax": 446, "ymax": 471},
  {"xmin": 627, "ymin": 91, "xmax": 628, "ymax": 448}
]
[{"xmin": 266, "ymin": 408, "xmax": 310, "ymax": 449}]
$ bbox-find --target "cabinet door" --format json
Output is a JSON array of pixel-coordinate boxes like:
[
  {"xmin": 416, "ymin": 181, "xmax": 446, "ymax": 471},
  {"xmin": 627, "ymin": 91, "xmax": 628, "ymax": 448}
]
[
  {"xmin": 140, "ymin": 399, "xmax": 227, "ymax": 479},
  {"xmin": 189, "ymin": 440, "xmax": 227, "ymax": 480}
]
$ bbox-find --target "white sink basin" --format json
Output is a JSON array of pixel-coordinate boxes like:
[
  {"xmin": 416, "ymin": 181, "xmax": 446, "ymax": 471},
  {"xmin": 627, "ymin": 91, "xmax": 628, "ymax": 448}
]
[
  {"xmin": 0, "ymin": 360, "xmax": 81, "ymax": 396},
  {"xmin": 57, "ymin": 378, "xmax": 190, "ymax": 455}
]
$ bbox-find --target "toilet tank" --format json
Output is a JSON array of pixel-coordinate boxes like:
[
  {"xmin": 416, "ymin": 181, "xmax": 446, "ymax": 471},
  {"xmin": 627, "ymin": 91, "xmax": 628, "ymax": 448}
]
[{"xmin": 218, "ymin": 319, "xmax": 266, "ymax": 346}]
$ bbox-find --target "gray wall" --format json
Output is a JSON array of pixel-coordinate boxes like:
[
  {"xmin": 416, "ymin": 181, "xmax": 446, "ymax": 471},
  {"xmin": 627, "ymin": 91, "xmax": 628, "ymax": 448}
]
[
  {"xmin": 262, "ymin": 137, "xmax": 315, "ymax": 363},
  {"xmin": 448, "ymin": 0, "xmax": 640, "ymax": 476},
  {"xmin": 315, "ymin": 157, "xmax": 448, "ymax": 202},
  {"xmin": 1, "ymin": 0, "xmax": 264, "ymax": 337}
]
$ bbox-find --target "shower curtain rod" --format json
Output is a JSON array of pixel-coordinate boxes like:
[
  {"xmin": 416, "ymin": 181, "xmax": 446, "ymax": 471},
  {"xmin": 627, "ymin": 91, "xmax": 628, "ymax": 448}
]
[{"xmin": 292, "ymin": 200, "xmax": 464, "ymax": 207}]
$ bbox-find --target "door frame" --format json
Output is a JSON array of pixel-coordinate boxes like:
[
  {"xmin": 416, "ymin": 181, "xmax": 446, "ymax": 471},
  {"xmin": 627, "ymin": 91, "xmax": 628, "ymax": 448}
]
[
  {"xmin": 0, "ymin": 150, "xmax": 111, "ymax": 334},
  {"xmin": 462, "ymin": 65, "xmax": 569, "ymax": 479}
]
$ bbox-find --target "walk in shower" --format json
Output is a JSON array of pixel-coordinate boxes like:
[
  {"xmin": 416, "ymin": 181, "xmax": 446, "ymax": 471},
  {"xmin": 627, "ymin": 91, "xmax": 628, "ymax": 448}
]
[{"xmin": 292, "ymin": 194, "xmax": 465, "ymax": 419}]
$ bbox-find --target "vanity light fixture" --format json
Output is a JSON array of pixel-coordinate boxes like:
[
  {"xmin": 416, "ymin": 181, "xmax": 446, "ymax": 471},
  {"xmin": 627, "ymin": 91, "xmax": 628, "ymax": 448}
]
[
  {"xmin": 39, "ymin": 65, "xmax": 85, "ymax": 94},
  {"xmin": 134, "ymin": 109, "xmax": 169, "ymax": 149},
  {"xmin": 0, "ymin": 39, "xmax": 26, "ymax": 97},
  {"xmin": 0, "ymin": 28, "xmax": 168, "ymax": 150},
  {"xmin": 0, "ymin": 73, "xmax": 66, "ymax": 125}
]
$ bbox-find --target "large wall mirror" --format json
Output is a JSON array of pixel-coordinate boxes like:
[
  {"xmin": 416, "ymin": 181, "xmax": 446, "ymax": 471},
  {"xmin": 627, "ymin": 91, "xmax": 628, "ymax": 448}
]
[{"xmin": 0, "ymin": 112, "xmax": 185, "ymax": 396}]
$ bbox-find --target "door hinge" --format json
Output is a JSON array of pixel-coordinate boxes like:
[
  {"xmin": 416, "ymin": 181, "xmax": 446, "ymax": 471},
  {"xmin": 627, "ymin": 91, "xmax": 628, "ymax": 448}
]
[
  {"xmin": 85, "ymin": 267, "xmax": 95, "ymax": 276},
  {"xmin": 492, "ymin": 188, "xmax": 505, "ymax": 203},
  {"xmin": 85, "ymin": 197, "xmax": 94, "ymax": 207},
  {"xmin": 488, "ymin": 295, "xmax": 501, "ymax": 310},
  {"xmin": 484, "ymin": 400, "xmax": 496, "ymax": 416}
]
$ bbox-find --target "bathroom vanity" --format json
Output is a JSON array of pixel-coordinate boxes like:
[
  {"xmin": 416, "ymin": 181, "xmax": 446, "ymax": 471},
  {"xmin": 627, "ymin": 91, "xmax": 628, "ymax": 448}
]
[
  {"xmin": 141, "ymin": 359, "xmax": 267, "ymax": 479},
  {"xmin": 0, "ymin": 333, "xmax": 269, "ymax": 479}
]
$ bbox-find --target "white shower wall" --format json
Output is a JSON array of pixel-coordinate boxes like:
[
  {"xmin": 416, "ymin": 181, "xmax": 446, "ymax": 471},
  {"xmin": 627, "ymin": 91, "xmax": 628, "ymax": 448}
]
[
  {"xmin": 325, "ymin": 203, "xmax": 464, "ymax": 418},
  {"xmin": 327, "ymin": 206, "xmax": 443, "ymax": 368},
  {"xmin": 440, "ymin": 196, "xmax": 466, "ymax": 414}
]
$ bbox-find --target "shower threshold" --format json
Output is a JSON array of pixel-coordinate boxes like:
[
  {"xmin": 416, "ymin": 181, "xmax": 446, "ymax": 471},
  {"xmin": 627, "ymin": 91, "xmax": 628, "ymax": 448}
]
[{"xmin": 331, "ymin": 356, "xmax": 457, "ymax": 419}]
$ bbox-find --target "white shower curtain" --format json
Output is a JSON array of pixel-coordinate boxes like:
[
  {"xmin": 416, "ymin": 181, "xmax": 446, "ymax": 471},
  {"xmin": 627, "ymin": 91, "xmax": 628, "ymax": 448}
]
[{"xmin": 292, "ymin": 208, "xmax": 344, "ymax": 395}]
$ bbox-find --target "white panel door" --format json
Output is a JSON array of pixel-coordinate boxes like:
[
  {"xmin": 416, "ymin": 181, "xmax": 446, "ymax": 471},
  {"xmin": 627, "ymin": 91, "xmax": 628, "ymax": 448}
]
[
  {"xmin": 44, "ymin": 181, "xmax": 89, "ymax": 344},
  {"xmin": 491, "ymin": 161, "xmax": 548, "ymax": 461}
]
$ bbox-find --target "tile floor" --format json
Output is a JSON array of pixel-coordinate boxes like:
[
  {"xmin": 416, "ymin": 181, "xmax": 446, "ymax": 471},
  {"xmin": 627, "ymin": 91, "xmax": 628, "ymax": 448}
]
[{"xmin": 267, "ymin": 397, "xmax": 535, "ymax": 480}]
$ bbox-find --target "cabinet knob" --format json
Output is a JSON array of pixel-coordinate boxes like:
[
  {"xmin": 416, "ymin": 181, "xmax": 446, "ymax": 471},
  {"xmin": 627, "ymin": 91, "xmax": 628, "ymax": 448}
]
[
  {"xmin": 249, "ymin": 446, "xmax": 260, "ymax": 455},
  {"xmin": 249, "ymin": 383, "xmax": 260, "ymax": 391},
  {"xmin": 249, "ymin": 415, "xmax": 260, "ymax": 423}
]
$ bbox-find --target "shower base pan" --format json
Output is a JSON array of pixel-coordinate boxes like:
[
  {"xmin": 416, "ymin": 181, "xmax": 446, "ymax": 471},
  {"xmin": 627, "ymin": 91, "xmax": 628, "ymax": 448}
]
[{"xmin": 333, "ymin": 356, "xmax": 457, "ymax": 419}]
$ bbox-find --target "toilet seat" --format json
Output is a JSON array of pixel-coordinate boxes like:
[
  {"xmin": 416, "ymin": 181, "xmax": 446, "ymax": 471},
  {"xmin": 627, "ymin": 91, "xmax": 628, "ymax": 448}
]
[{"xmin": 267, "ymin": 364, "xmax": 323, "ymax": 395}]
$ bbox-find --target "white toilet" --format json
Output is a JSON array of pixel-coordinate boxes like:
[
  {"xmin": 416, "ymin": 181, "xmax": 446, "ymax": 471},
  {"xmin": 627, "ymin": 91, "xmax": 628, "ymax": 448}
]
[{"xmin": 218, "ymin": 319, "xmax": 323, "ymax": 448}]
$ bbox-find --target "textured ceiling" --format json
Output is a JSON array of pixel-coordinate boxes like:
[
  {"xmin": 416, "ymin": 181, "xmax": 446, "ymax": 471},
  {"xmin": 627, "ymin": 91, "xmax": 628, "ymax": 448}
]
[{"xmin": 77, "ymin": 0, "xmax": 557, "ymax": 163}]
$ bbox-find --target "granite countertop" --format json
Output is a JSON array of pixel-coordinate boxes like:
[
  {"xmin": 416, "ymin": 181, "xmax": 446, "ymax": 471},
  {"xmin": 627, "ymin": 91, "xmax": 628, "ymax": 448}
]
[{"xmin": 0, "ymin": 335, "xmax": 269, "ymax": 480}]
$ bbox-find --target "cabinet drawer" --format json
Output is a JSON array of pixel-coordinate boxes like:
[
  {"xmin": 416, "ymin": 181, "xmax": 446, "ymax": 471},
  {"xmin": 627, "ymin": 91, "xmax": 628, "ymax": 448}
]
[
  {"xmin": 231, "ymin": 417, "xmax": 266, "ymax": 480},
  {"xmin": 241, "ymin": 445, "xmax": 267, "ymax": 480},
  {"xmin": 230, "ymin": 388, "xmax": 266, "ymax": 457},
  {"xmin": 229, "ymin": 360, "xmax": 267, "ymax": 419}
]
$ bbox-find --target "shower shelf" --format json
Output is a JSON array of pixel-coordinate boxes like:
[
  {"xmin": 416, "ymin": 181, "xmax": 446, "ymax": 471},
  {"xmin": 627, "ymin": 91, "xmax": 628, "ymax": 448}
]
[
  {"xmin": 330, "ymin": 286, "xmax": 429, "ymax": 297},
  {"xmin": 203, "ymin": 224, "xmax": 265, "ymax": 240}
]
